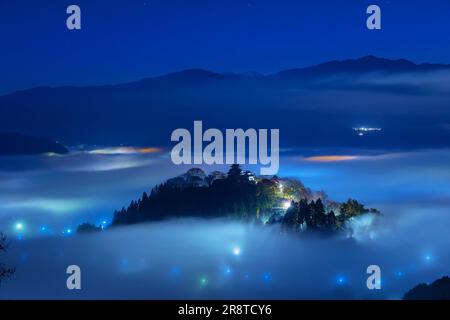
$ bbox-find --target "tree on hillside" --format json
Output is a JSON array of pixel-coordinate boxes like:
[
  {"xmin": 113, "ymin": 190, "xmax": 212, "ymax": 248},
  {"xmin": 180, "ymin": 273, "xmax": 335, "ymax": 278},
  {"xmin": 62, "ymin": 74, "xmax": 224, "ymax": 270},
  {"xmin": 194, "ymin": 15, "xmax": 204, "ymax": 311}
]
[
  {"xmin": 281, "ymin": 201, "xmax": 299, "ymax": 232},
  {"xmin": 77, "ymin": 222, "xmax": 102, "ymax": 233},
  {"xmin": 339, "ymin": 198, "xmax": 369, "ymax": 220},
  {"xmin": 312, "ymin": 198, "xmax": 327, "ymax": 227},
  {"xmin": 227, "ymin": 164, "xmax": 243, "ymax": 181},
  {"xmin": 298, "ymin": 198, "xmax": 309, "ymax": 226},
  {"xmin": 256, "ymin": 178, "xmax": 279, "ymax": 219},
  {"xmin": 280, "ymin": 179, "xmax": 308, "ymax": 201},
  {"xmin": 327, "ymin": 210, "xmax": 337, "ymax": 230}
]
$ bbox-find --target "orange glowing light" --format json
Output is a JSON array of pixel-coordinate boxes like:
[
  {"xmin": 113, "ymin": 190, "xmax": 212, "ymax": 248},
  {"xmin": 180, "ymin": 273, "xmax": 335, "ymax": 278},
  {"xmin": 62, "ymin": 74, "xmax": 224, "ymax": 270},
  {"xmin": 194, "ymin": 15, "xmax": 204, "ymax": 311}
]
[
  {"xmin": 304, "ymin": 155, "xmax": 358, "ymax": 162},
  {"xmin": 89, "ymin": 147, "xmax": 162, "ymax": 155}
]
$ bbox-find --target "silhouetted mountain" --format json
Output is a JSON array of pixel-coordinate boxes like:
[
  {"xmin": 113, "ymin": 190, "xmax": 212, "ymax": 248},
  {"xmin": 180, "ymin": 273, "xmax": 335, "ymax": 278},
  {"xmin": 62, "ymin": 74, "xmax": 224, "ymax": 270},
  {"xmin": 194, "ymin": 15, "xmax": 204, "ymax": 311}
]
[
  {"xmin": 1, "ymin": 56, "xmax": 449, "ymax": 148},
  {"xmin": 274, "ymin": 55, "xmax": 450, "ymax": 79},
  {"xmin": 0, "ymin": 132, "xmax": 68, "ymax": 155},
  {"xmin": 404, "ymin": 276, "xmax": 450, "ymax": 300},
  {"xmin": 123, "ymin": 56, "xmax": 450, "ymax": 86},
  {"xmin": 128, "ymin": 69, "xmax": 236, "ymax": 88},
  {"xmin": 111, "ymin": 165, "xmax": 377, "ymax": 231}
]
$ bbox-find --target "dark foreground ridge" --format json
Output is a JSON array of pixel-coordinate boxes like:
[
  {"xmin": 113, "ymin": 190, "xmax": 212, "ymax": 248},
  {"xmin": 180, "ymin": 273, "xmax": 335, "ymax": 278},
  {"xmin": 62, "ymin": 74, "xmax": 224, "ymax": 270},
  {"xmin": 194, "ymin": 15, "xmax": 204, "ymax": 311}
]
[{"xmin": 404, "ymin": 276, "xmax": 450, "ymax": 300}]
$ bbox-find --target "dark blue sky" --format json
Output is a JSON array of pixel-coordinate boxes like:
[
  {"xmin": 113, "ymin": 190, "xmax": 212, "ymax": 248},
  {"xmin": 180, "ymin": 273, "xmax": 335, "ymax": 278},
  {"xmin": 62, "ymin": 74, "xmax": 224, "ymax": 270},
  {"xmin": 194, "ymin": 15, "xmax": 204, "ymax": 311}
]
[{"xmin": 1, "ymin": 0, "xmax": 450, "ymax": 94}]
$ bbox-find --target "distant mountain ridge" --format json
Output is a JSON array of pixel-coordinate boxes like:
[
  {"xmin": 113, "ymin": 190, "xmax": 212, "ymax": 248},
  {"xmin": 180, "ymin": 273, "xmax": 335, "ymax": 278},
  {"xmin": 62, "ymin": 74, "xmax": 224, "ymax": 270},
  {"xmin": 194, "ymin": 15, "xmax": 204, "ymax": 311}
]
[
  {"xmin": 115, "ymin": 56, "xmax": 450, "ymax": 88},
  {"xmin": 6, "ymin": 56, "xmax": 449, "ymax": 94},
  {"xmin": 1, "ymin": 55, "xmax": 450, "ymax": 149},
  {"xmin": 123, "ymin": 55, "xmax": 450, "ymax": 85},
  {"xmin": 274, "ymin": 55, "xmax": 450, "ymax": 77}
]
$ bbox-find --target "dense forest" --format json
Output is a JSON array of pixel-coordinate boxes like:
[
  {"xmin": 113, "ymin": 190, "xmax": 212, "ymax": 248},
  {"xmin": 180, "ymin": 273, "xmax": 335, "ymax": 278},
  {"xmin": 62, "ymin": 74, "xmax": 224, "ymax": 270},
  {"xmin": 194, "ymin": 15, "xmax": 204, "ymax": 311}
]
[{"xmin": 100, "ymin": 164, "xmax": 379, "ymax": 234}]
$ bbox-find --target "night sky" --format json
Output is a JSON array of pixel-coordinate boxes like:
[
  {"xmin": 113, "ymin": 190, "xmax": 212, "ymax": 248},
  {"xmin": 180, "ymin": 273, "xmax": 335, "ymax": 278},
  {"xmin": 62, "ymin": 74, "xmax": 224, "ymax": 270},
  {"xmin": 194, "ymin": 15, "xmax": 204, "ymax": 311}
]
[{"xmin": 1, "ymin": 0, "xmax": 450, "ymax": 94}]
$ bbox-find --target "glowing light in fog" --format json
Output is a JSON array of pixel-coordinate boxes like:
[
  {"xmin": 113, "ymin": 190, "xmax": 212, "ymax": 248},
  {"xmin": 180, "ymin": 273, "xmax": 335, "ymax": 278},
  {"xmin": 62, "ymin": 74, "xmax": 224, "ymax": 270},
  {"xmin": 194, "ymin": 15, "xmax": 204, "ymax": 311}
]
[
  {"xmin": 396, "ymin": 271, "xmax": 405, "ymax": 277},
  {"xmin": 336, "ymin": 276, "xmax": 346, "ymax": 285},
  {"xmin": 15, "ymin": 222, "xmax": 24, "ymax": 231},
  {"xmin": 262, "ymin": 272, "xmax": 272, "ymax": 282},
  {"xmin": 200, "ymin": 277, "xmax": 208, "ymax": 286}
]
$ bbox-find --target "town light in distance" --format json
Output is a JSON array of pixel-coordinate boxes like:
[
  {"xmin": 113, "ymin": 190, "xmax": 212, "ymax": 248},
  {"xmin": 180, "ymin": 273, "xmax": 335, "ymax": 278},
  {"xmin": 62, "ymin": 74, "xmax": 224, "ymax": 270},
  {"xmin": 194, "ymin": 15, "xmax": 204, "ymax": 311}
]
[{"xmin": 353, "ymin": 127, "xmax": 382, "ymax": 136}]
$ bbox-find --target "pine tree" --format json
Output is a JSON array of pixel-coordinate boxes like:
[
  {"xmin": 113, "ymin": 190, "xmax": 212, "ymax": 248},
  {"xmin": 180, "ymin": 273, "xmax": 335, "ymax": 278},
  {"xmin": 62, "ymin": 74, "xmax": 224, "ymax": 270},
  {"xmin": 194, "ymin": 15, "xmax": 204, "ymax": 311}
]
[
  {"xmin": 327, "ymin": 210, "xmax": 337, "ymax": 230},
  {"xmin": 298, "ymin": 199, "xmax": 309, "ymax": 226},
  {"xmin": 227, "ymin": 164, "xmax": 243, "ymax": 180},
  {"xmin": 314, "ymin": 198, "xmax": 326, "ymax": 227},
  {"xmin": 281, "ymin": 201, "xmax": 299, "ymax": 232}
]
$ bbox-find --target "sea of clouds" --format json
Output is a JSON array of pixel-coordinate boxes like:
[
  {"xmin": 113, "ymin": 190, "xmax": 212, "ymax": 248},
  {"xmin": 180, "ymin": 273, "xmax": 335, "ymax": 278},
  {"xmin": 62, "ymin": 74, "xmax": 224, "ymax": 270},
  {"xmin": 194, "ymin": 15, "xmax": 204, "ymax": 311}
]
[{"xmin": 1, "ymin": 206, "xmax": 450, "ymax": 300}]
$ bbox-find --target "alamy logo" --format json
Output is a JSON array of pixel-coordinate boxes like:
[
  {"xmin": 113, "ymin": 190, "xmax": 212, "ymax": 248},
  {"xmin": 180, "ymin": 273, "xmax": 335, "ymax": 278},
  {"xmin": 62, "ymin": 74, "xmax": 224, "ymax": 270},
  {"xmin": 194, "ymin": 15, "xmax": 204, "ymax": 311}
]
[
  {"xmin": 66, "ymin": 5, "xmax": 81, "ymax": 30},
  {"xmin": 366, "ymin": 5, "xmax": 381, "ymax": 30},
  {"xmin": 171, "ymin": 121, "xmax": 279, "ymax": 175},
  {"xmin": 66, "ymin": 265, "xmax": 81, "ymax": 290},
  {"xmin": 366, "ymin": 265, "xmax": 381, "ymax": 290}
]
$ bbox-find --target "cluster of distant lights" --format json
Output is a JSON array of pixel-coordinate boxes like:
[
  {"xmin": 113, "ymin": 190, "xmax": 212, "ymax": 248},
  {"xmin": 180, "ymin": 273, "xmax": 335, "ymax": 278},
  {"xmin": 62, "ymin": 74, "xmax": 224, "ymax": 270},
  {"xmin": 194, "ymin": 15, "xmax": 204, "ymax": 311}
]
[
  {"xmin": 353, "ymin": 127, "xmax": 382, "ymax": 136},
  {"xmin": 13, "ymin": 220, "xmax": 109, "ymax": 238}
]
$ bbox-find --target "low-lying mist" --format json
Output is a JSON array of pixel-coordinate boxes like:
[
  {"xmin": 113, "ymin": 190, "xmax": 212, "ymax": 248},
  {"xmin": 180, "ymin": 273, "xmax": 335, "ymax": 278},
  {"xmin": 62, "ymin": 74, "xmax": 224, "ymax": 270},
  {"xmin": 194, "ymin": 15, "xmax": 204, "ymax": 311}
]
[{"xmin": 2, "ymin": 205, "xmax": 449, "ymax": 299}]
